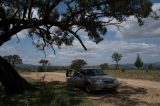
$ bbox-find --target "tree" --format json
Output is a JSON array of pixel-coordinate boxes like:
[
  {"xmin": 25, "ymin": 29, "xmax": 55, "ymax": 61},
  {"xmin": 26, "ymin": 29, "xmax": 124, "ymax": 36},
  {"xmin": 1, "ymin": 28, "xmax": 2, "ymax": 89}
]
[
  {"xmin": 38, "ymin": 59, "xmax": 49, "ymax": 71},
  {"xmin": 3, "ymin": 54, "xmax": 22, "ymax": 68},
  {"xmin": 134, "ymin": 54, "xmax": 143, "ymax": 69},
  {"xmin": 148, "ymin": 64, "xmax": 153, "ymax": 70},
  {"xmin": 0, "ymin": 56, "xmax": 33, "ymax": 94},
  {"xmin": 39, "ymin": 59, "xmax": 49, "ymax": 67},
  {"xmin": 0, "ymin": 0, "xmax": 153, "ymax": 94},
  {"xmin": 112, "ymin": 52, "xmax": 122, "ymax": 70},
  {"xmin": 100, "ymin": 63, "xmax": 109, "ymax": 70},
  {"xmin": 70, "ymin": 59, "xmax": 87, "ymax": 70}
]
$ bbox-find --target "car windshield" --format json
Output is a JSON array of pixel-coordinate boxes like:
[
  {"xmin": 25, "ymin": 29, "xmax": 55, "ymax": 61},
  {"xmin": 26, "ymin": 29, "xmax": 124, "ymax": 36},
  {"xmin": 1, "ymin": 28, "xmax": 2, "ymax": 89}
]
[{"xmin": 82, "ymin": 69, "xmax": 106, "ymax": 76}]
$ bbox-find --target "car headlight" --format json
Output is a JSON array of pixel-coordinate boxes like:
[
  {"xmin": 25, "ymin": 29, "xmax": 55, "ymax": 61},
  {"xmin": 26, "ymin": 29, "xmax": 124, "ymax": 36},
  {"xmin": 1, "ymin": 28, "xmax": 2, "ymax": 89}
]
[
  {"xmin": 95, "ymin": 79, "xmax": 104, "ymax": 84},
  {"xmin": 114, "ymin": 79, "xmax": 118, "ymax": 84}
]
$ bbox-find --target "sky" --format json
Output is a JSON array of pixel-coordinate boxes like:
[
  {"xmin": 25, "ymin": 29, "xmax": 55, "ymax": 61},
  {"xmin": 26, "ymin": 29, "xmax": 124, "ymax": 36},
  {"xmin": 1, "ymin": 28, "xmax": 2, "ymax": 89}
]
[{"xmin": 0, "ymin": 2, "xmax": 160, "ymax": 66}]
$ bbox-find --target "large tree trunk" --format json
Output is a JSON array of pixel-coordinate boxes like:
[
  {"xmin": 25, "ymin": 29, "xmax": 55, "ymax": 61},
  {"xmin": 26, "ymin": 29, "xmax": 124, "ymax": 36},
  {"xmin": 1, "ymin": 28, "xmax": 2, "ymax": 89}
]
[{"xmin": 0, "ymin": 56, "xmax": 33, "ymax": 94}]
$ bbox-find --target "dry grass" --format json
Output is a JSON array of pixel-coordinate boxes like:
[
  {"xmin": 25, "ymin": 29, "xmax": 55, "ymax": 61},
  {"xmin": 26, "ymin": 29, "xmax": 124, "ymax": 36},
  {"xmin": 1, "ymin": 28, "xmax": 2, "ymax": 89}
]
[
  {"xmin": 19, "ymin": 72, "xmax": 160, "ymax": 106},
  {"xmin": 106, "ymin": 70, "xmax": 160, "ymax": 81}
]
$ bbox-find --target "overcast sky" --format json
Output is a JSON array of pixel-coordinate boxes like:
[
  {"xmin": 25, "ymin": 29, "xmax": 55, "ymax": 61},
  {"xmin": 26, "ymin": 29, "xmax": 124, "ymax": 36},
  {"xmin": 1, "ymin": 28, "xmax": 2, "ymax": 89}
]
[{"xmin": 0, "ymin": 2, "xmax": 160, "ymax": 66}]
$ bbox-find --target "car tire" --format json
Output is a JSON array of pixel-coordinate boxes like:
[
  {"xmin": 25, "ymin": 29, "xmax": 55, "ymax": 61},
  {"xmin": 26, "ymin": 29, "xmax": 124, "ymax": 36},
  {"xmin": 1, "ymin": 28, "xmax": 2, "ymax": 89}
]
[
  {"xmin": 110, "ymin": 87, "xmax": 118, "ymax": 93},
  {"xmin": 85, "ymin": 83, "xmax": 93, "ymax": 93}
]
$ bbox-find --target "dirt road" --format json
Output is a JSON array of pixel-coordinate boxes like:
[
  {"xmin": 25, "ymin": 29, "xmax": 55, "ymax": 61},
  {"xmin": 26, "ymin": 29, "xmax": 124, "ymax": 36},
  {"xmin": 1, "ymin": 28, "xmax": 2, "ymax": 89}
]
[{"xmin": 21, "ymin": 72, "xmax": 160, "ymax": 106}]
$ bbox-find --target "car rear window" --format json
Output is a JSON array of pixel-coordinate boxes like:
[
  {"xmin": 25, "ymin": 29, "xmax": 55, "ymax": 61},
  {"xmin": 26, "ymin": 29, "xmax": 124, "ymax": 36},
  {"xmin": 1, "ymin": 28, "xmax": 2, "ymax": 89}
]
[{"xmin": 81, "ymin": 69, "xmax": 106, "ymax": 76}]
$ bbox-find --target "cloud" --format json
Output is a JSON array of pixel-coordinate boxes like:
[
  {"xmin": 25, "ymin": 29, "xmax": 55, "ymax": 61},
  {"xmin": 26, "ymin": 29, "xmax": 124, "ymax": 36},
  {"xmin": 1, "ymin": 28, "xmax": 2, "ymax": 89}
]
[
  {"xmin": 47, "ymin": 39, "xmax": 160, "ymax": 65},
  {"xmin": 0, "ymin": 44, "xmax": 20, "ymax": 54},
  {"xmin": 152, "ymin": 3, "xmax": 160, "ymax": 11},
  {"xmin": 1, "ymin": 38, "xmax": 160, "ymax": 65},
  {"xmin": 1, "ymin": 3, "xmax": 160, "ymax": 65},
  {"xmin": 115, "ymin": 17, "xmax": 160, "ymax": 40},
  {"xmin": 12, "ymin": 29, "xmax": 29, "ymax": 39},
  {"xmin": 112, "ymin": 3, "xmax": 160, "ymax": 40}
]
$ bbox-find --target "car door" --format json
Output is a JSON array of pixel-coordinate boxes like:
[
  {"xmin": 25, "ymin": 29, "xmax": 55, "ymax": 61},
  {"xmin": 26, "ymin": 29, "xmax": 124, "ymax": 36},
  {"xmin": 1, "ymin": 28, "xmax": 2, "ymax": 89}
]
[
  {"xmin": 66, "ymin": 69, "xmax": 75, "ymax": 86},
  {"xmin": 70, "ymin": 71, "xmax": 85, "ymax": 87},
  {"xmin": 74, "ymin": 72, "xmax": 85, "ymax": 87}
]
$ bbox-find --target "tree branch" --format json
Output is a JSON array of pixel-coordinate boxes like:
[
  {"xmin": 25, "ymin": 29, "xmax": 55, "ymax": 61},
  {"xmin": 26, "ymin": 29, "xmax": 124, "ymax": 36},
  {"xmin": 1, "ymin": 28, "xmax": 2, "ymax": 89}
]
[
  {"xmin": 28, "ymin": 0, "xmax": 33, "ymax": 19},
  {"xmin": 68, "ymin": 30, "xmax": 87, "ymax": 51}
]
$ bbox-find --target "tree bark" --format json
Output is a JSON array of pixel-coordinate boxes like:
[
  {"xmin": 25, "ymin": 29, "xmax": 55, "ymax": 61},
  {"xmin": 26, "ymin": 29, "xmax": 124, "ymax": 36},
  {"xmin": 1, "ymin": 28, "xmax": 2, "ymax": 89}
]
[
  {"xmin": 0, "ymin": 56, "xmax": 33, "ymax": 94},
  {"xmin": 116, "ymin": 61, "xmax": 119, "ymax": 70}
]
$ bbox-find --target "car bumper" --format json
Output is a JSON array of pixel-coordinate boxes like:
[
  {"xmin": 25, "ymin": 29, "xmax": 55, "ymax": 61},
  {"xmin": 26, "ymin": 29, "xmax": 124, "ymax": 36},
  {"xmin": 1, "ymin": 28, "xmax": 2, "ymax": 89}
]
[{"xmin": 93, "ymin": 83, "xmax": 120, "ymax": 91}]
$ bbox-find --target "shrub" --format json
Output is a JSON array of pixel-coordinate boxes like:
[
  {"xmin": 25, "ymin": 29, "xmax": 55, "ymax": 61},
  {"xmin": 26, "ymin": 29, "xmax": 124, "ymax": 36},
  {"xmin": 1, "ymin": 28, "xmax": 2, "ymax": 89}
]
[{"xmin": 121, "ymin": 68, "xmax": 126, "ymax": 72}]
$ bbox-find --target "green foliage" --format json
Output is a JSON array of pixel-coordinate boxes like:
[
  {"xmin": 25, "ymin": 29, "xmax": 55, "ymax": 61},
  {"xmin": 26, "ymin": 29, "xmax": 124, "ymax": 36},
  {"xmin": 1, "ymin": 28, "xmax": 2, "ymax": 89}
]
[
  {"xmin": 134, "ymin": 54, "xmax": 143, "ymax": 69},
  {"xmin": 3, "ymin": 54, "xmax": 22, "ymax": 67},
  {"xmin": 37, "ymin": 66, "xmax": 44, "ymax": 72},
  {"xmin": 37, "ymin": 59, "xmax": 50, "ymax": 71},
  {"xmin": 0, "ymin": 80, "xmax": 95, "ymax": 106},
  {"xmin": 100, "ymin": 63, "xmax": 109, "ymax": 70},
  {"xmin": 148, "ymin": 64, "xmax": 153, "ymax": 70},
  {"xmin": 39, "ymin": 59, "xmax": 49, "ymax": 67},
  {"xmin": 112, "ymin": 52, "xmax": 122, "ymax": 70},
  {"xmin": 0, "ymin": 0, "xmax": 153, "ymax": 50},
  {"xmin": 121, "ymin": 68, "xmax": 126, "ymax": 72},
  {"xmin": 70, "ymin": 59, "xmax": 87, "ymax": 70},
  {"xmin": 106, "ymin": 70, "xmax": 160, "ymax": 81}
]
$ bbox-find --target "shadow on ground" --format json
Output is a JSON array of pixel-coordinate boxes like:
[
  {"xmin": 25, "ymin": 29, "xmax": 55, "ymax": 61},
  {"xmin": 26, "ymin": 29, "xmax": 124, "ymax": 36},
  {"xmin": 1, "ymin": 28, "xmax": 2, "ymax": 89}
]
[
  {"xmin": 0, "ymin": 81, "xmax": 94, "ymax": 106},
  {"xmin": 1, "ymin": 80, "xmax": 160, "ymax": 106},
  {"xmin": 92, "ymin": 85, "xmax": 148, "ymax": 106},
  {"xmin": 66, "ymin": 83, "xmax": 160, "ymax": 106}
]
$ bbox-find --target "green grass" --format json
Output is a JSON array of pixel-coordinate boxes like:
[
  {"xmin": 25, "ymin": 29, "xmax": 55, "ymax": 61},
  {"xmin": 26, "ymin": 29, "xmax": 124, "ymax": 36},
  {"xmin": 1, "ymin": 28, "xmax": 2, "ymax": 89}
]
[
  {"xmin": 0, "ymin": 78, "xmax": 95, "ymax": 106},
  {"xmin": 106, "ymin": 70, "xmax": 160, "ymax": 81}
]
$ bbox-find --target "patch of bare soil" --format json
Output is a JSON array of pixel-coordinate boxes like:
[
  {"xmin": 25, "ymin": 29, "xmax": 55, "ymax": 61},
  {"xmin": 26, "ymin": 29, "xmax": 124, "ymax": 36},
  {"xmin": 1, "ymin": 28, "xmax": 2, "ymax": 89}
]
[{"xmin": 20, "ymin": 72, "xmax": 160, "ymax": 106}]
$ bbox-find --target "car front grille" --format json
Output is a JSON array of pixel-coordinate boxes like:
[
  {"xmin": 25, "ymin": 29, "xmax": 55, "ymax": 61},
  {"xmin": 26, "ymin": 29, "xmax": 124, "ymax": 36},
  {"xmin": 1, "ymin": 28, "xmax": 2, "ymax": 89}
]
[{"xmin": 103, "ymin": 80, "xmax": 114, "ymax": 83}]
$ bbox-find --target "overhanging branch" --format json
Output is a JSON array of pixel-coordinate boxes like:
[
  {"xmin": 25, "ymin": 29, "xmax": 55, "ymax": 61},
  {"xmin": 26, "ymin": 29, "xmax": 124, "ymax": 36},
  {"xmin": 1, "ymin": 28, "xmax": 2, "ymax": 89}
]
[{"xmin": 68, "ymin": 29, "xmax": 87, "ymax": 51}]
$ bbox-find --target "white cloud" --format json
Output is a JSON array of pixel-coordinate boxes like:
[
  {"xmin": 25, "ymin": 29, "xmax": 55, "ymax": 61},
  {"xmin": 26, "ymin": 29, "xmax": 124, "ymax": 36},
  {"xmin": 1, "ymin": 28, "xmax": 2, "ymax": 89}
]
[
  {"xmin": 152, "ymin": 3, "xmax": 160, "ymax": 11},
  {"xmin": 46, "ymin": 39, "xmax": 160, "ymax": 65},
  {"xmin": 0, "ymin": 44, "xmax": 20, "ymax": 54},
  {"xmin": 116, "ymin": 17, "xmax": 160, "ymax": 39},
  {"xmin": 12, "ymin": 29, "xmax": 29, "ymax": 39},
  {"xmin": 116, "ymin": 3, "xmax": 160, "ymax": 40}
]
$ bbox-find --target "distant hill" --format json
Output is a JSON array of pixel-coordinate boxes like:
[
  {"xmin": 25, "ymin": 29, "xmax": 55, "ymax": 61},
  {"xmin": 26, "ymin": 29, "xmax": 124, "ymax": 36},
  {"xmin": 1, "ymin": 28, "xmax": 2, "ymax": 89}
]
[
  {"xmin": 108, "ymin": 62, "xmax": 160, "ymax": 70},
  {"xmin": 15, "ymin": 64, "xmax": 38, "ymax": 71},
  {"xmin": 15, "ymin": 64, "xmax": 69, "ymax": 71},
  {"xmin": 144, "ymin": 62, "xmax": 160, "ymax": 70},
  {"xmin": 15, "ymin": 62, "xmax": 160, "ymax": 71}
]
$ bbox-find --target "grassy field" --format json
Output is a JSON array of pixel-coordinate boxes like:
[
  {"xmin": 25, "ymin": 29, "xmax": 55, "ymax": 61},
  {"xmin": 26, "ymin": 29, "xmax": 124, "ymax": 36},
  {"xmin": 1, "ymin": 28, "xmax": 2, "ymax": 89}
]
[
  {"xmin": 36, "ymin": 69, "xmax": 160, "ymax": 81},
  {"xmin": 20, "ymin": 69, "xmax": 160, "ymax": 81},
  {"xmin": 0, "ymin": 78, "xmax": 95, "ymax": 106},
  {"xmin": 106, "ymin": 70, "xmax": 160, "ymax": 81},
  {"xmin": 1, "ymin": 72, "xmax": 160, "ymax": 106},
  {"xmin": 20, "ymin": 72, "xmax": 160, "ymax": 106}
]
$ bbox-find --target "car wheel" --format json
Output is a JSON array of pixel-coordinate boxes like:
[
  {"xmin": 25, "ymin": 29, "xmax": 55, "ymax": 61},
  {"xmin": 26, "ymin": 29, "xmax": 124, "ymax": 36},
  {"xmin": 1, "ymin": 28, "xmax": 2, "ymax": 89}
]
[
  {"xmin": 110, "ymin": 87, "xmax": 118, "ymax": 93},
  {"xmin": 85, "ymin": 83, "xmax": 93, "ymax": 93}
]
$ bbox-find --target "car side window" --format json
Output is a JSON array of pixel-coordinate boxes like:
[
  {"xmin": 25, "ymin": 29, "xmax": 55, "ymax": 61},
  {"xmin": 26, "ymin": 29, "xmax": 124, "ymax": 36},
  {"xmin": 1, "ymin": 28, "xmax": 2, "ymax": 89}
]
[
  {"xmin": 84, "ymin": 69, "xmax": 96, "ymax": 76},
  {"xmin": 73, "ymin": 71, "xmax": 78, "ymax": 77},
  {"xmin": 73, "ymin": 71, "xmax": 83, "ymax": 77}
]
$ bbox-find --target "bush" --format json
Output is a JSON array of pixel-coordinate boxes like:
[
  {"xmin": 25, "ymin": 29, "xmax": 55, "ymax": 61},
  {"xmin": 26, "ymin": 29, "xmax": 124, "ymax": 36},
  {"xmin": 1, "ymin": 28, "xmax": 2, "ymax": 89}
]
[
  {"xmin": 121, "ymin": 68, "xmax": 126, "ymax": 72},
  {"xmin": 37, "ymin": 66, "xmax": 44, "ymax": 72}
]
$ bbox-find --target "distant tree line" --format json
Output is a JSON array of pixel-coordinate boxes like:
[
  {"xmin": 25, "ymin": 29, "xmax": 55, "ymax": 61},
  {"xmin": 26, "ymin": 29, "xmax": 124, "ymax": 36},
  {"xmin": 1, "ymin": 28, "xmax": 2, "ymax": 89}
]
[{"xmin": 4, "ymin": 53, "xmax": 156, "ymax": 72}]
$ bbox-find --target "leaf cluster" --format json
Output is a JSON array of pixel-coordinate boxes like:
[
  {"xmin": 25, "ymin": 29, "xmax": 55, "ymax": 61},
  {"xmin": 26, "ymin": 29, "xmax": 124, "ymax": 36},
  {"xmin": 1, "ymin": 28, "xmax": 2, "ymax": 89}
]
[
  {"xmin": 70, "ymin": 59, "xmax": 87, "ymax": 70},
  {"xmin": 0, "ymin": 0, "xmax": 153, "ymax": 51}
]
